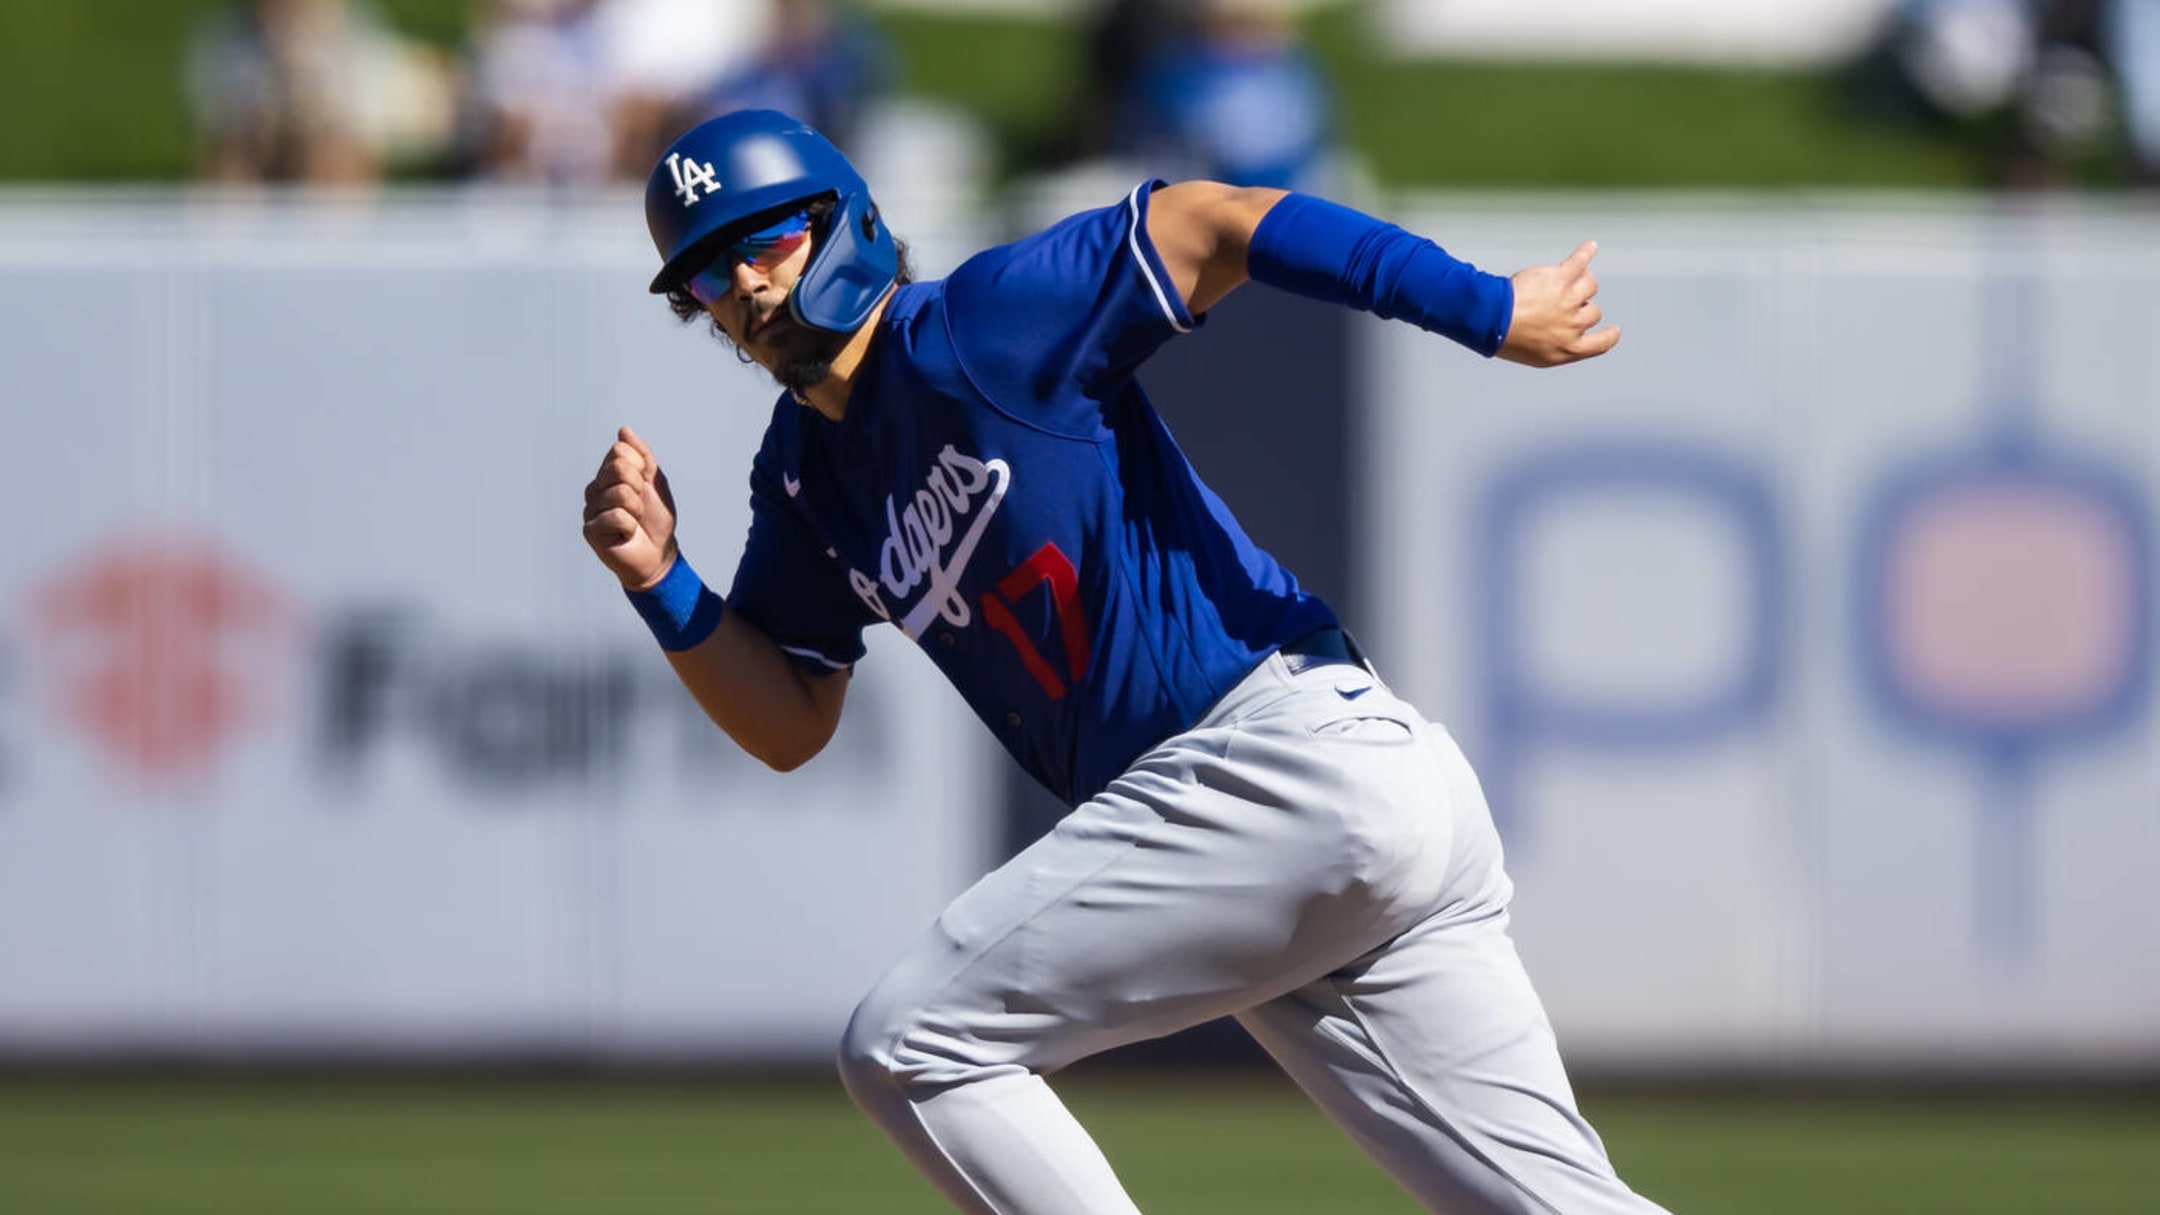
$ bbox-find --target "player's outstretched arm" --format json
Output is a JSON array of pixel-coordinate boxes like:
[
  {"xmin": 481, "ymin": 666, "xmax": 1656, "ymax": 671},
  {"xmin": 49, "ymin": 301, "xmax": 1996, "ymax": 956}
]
[
  {"xmin": 1498, "ymin": 241, "xmax": 1620, "ymax": 367},
  {"xmin": 583, "ymin": 426, "xmax": 848, "ymax": 772},
  {"xmin": 1145, "ymin": 180, "xmax": 1288, "ymax": 316},
  {"xmin": 1148, "ymin": 182, "xmax": 1616, "ymax": 367}
]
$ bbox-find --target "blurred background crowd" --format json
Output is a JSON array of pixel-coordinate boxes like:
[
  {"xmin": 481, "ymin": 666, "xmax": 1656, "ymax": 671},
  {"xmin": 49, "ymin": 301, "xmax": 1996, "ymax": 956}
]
[
  {"xmin": 1860, "ymin": 0, "xmax": 2160, "ymax": 185},
  {"xmin": 175, "ymin": 0, "xmax": 1343, "ymax": 192},
  {"xmin": 5, "ymin": 0, "xmax": 2160, "ymax": 193},
  {"xmin": 183, "ymin": 0, "xmax": 899, "ymax": 187}
]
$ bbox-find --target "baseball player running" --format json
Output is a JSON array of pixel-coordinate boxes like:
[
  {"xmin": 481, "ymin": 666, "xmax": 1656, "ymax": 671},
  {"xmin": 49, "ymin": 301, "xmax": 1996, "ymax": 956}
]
[{"xmin": 584, "ymin": 109, "xmax": 1665, "ymax": 1215}]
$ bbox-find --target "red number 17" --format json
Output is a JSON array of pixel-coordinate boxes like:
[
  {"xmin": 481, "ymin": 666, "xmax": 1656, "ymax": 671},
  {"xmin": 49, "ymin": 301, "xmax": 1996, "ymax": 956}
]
[{"xmin": 980, "ymin": 542, "xmax": 1091, "ymax": 700}]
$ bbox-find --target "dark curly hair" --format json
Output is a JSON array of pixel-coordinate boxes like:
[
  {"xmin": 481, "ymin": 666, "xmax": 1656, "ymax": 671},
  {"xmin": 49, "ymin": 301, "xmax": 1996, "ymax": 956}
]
[{"xmin": 664, "ymin": 197, "xmax": 914, "ymax": 360}]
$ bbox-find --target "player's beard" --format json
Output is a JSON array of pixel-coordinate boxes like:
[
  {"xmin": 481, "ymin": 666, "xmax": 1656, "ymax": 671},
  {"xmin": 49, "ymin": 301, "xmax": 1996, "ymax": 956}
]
[{"xmin": 771, "ymin": 323, "xmax": 850, "ymax": 394}]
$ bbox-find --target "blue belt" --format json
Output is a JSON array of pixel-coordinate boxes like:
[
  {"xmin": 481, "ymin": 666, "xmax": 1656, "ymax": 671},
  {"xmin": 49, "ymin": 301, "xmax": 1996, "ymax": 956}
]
[{"xmin": 1278, "ymin": 626, "xmax": 1367, "ymax": 673}]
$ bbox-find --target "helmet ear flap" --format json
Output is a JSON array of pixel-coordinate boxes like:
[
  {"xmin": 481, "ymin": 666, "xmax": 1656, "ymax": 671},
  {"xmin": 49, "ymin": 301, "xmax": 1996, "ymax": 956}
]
[{"xmin": 789, "ymin": 187, "xmax": 899, "ymax": 332}]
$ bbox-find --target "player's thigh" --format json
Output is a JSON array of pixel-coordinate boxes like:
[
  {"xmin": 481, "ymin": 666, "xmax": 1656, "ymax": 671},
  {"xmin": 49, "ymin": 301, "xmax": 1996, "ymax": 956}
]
[
  {"xmin": 847, "ymin": 690, "xmax": 1459, "ymax": 1076},
  {"xmin": 1238, "ymin": 908, "xmax": 1665, "ymax": 1215}
]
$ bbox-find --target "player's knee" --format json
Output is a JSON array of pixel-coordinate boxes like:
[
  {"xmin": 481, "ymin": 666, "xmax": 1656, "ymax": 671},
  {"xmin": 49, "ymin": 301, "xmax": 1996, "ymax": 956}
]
[
  {"xmin": 834, "ymin": 998, "xmax": 904, "ymax": 1103},
  {"xmin": 835, "ymin": 985, "xmax": 943, "ymax": 1101},
  {"xmin": 835, "ymin": 986, "xmax": 986, "ymax": 1103}
]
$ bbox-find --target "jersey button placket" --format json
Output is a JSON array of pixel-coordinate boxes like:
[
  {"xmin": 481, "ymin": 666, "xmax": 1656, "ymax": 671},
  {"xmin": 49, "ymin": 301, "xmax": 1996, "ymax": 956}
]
[{"xmin": 1005, "ymin": 712, "xmax": 1022, "ymax": 728}]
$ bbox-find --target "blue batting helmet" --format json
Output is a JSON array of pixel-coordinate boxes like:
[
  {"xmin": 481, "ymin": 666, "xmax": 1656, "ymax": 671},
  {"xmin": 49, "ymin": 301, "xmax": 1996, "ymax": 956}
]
[{"xmin": 644, "ymin": 109, "xmax": 898, "ymax": 334}]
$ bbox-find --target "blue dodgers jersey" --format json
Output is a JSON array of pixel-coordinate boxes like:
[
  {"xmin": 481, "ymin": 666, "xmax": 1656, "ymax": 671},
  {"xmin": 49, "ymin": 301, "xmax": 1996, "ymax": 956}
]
[{"xmin": 724, "ymin": 182, "xmax": 1336, "ymax": 805}]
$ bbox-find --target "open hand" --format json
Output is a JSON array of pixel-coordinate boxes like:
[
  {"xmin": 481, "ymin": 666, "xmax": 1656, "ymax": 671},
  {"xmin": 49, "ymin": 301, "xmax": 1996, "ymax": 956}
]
[
  {"xmin": 582, "ymin": 425, "xmax": 679, "ymax": 591},
  {"xmin": 1499, "ymin": 241, "xmax": 1620, "ymax": 368}
]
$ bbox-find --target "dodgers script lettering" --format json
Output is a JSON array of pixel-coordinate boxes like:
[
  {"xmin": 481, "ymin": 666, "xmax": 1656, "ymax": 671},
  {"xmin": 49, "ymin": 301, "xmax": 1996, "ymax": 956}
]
[{"xmin": 847, "ymin": 446, "xmax": 1011, "ymax": 637}]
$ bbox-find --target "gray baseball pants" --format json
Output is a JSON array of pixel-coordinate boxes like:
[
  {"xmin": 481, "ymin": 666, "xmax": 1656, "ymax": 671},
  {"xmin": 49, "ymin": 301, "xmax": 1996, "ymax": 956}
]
[{"xmin": 838, "ymin": 650, "xmax": 1671, "ymax": 1215}]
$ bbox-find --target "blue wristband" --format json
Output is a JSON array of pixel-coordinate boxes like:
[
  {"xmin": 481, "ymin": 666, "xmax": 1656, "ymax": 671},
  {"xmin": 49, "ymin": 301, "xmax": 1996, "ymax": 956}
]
[
  {"xmin": 1247, "ymin": 193, "xmax": 1514, "ymax": 357},
  {"xmin": 625, "ymin": 555, "xmax": 726, "ymax": 652}
]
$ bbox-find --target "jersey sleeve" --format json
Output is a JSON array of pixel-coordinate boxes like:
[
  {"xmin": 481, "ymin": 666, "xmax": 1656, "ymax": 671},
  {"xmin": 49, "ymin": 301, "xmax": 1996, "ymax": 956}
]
[
  {"xmin": 724, "ymin": 431, "xmax": 874, "ymax": 675},
  {"xmin": 940, "ymin": 180, "xmax": 1199, "ymax": 432}
]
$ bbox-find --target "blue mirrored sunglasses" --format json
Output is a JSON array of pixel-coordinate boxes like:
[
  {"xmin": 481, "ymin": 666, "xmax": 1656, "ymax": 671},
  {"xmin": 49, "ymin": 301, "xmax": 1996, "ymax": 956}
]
[{"xmin": 684, "ymin": 211, "xmax": 814, "ymax": 306}]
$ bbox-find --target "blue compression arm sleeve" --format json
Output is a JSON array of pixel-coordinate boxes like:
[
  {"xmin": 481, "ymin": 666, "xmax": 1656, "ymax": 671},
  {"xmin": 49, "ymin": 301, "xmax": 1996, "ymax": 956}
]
[{"xmin": 1245, "ymin": 193, "xmax": 1514, "ymax": 357}]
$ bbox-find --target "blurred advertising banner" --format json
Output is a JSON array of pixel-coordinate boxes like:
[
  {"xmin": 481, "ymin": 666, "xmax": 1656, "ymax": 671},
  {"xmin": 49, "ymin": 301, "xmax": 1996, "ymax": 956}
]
[
  {"xmin": 1381, "ymin": 0, "xmax": 1893, "ymax": 65},
  {"xmin": 5, "ymin": 191, "xmax": 2158, "ymax": 1076},
  {"xmin": 0, "ymin": 194, "xmax": 996, "ymax": 1061},
  {"xmin": 1368, "ymin": 197, "xmax": 2160, "ymax": 1073}
]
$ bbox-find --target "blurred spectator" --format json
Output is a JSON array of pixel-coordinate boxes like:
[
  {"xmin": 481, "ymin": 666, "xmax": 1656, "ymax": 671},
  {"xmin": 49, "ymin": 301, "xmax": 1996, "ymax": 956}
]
[
  {"xmin": 1112, "ymin": 0, "xmax": 1334, "ymax": 190},
  {"xmin": 2016, "ymin": 0, "xmax": 2114, "ymax": 182},
  {"xmin": 2105, "ymin": 0, "xmax": 2160, "ymax": 182},
  {"xmin": 187, "ymin": 0, "xmax": 457, "ymax": 185},
  {"xmin": 593, "ymin": 0, "xmax": 772, "ymax": 179},
  {"xmin": 1858, "ymin": 0, "xmax": 2160, "ymax": 186},
  {"xmin": 468, "ymin": 0, "xmax": 614, "ymax": 184},
  {"xmin": 695, "ymin": 0, "xmax": 894, "ymax": 153},
  {"xmin": 1887, "ymin": 0, "xmax": 2037, "ymax": 120},
  {"xmin": 1071, "ymin": 0, "xmax": 1198, "ymax": 163}
]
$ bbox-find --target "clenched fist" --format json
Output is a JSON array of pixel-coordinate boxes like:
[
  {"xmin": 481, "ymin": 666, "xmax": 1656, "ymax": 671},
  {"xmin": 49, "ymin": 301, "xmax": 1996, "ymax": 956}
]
[
  {"xmin": 1499, "ymin": 241, "xmax": 1620, "ymax": 368},
  {"xmin": 582, "ymin": 425, "xmax": 679, "ymax": 591}
]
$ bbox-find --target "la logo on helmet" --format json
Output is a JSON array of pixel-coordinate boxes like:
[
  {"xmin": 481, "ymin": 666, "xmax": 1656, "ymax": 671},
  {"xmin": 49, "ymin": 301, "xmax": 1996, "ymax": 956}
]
[{"xmin": 667, "ymin": 153, "xmax": 722, "ymax": 208}]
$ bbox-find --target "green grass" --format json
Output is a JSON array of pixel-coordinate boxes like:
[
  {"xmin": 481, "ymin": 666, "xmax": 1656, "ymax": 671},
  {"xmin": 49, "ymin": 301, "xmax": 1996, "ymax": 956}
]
[
  {"xmin": 1, "ymin": 1073, "xmax": 2155, "ymax": 1214},
  {"xmin": 1, "ymin": 1, "xmax": 2005, "ymax": 187},
  {"xmin": 1310, "ymin": 61, "xmax": 1985, "ymax": 189},
  {"xmin": 0, "ymin": 1, "xmax": 210, "ymax": 180},
  {"xmin": 881, "ymin": 11, "xmax": 1090, "ymax": 171},
  {"xmin": 1594, "ymin": 1090, "xmax": 2160, "ymax": 1214},
  {"xmin": 1295, "ymin": 8, "xmax": 1991, "ymax": 189}
]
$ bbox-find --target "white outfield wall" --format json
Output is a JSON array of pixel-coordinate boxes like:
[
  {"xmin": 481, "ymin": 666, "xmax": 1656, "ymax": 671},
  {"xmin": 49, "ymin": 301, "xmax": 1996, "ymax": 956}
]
[
  {"xmin": 1366, "ymin": 196, "xmax": 2160, "ymax": 1073},
  {"xmin": 0, "ymin": 191, "xmax": 2156, "ymax": 1072},
  {"xmin": 0, "ymin": 190, "xmax": 996, "ymax": 1061}
]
